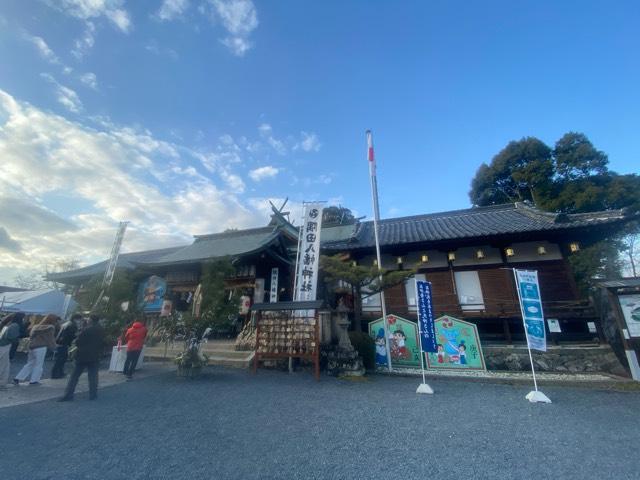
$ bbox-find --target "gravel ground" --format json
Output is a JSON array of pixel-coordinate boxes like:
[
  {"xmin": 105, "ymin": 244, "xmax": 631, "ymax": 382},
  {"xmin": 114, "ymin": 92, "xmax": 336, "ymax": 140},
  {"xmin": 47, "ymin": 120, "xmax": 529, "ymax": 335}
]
[{"xmin": 1, "ymin": 366, "xmax": 639, "ymax": 480}]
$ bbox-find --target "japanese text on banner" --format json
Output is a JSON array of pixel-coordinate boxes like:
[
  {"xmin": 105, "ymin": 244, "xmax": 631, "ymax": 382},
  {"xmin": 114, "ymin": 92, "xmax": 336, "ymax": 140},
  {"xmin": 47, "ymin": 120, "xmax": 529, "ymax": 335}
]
[
  {"xmin": 296, "ymin": 204, "xmax": 324, "ymax": 301},
  {"xmin": 269, "ymin": 268, "xmax": 279, "ymax": 303},
  {"xmin": 416, "ymin": 280, "xmax": 437, "ymax": 353}
]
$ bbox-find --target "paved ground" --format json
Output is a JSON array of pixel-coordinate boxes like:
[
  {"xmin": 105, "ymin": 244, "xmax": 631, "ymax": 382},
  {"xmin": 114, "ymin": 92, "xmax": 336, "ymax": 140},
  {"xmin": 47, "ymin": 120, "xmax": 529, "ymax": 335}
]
[
  {"xmin": 2, "ymin": 353, "xmax": 167, "ymax": 408},
  {"xmin": 1, "ymin": 366, "xmax": 639, "ymax": 480}
]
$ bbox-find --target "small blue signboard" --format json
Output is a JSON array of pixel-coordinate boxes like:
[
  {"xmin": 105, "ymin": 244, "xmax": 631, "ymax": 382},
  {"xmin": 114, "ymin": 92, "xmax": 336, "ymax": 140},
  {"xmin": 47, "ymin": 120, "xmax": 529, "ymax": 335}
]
[{"xmin": 416, "ymin": 280, "xmax": 437, "ymax": 353}]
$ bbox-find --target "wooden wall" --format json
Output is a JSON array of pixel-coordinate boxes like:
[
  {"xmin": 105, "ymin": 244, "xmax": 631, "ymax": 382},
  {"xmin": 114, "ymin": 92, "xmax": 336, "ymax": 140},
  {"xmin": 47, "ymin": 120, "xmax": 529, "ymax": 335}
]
[{"xmin": 366, "ymin": 260, "xmax": 580, "ymax": 322}]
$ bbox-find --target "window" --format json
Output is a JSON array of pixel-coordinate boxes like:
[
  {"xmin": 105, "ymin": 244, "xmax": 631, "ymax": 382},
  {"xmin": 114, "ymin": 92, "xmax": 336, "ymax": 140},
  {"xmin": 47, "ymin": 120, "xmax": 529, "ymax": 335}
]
[
  {"xmin": 361, "ymin": 285, "xmax": 381, "ymax": 312},
  {"xmin": 404, "ymin": 274, "xmax": 427, "ymax": 311},
  {"xmin": 454, "ymin": 271, "xmax": 484, "ymax": 310}
]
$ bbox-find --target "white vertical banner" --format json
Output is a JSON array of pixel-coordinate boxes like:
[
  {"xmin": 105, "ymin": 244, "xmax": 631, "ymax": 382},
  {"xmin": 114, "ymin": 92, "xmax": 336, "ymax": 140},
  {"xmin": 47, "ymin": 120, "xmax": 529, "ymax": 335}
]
[
  {"xmin": 514, "ymin": 269, "xmax": 547, "ymax": 352},
  {"xmin": 514, "ymin": 268, "xmax": 551, "ymax": 403},
  {"xmin": 295, "ymin": 203, "xmax": 324, "ymax": 301},
  {"xmin": 270, "ymin": 267, "xmax": 279, "ymax": 303}
]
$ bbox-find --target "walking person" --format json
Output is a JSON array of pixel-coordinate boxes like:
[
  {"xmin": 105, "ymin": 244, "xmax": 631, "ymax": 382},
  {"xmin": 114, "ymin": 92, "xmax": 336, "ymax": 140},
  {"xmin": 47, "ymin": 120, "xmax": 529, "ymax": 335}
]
[
  {"xmin": 123, "ymin": 319, "xmax": 147, "ymax": 379},
  {"xmin": 8, "ymin": 312, "xmax": 26, "ymax": 360},
  {"xmin": 13, "ymin": 314, "xmax": 58, "ymax": 385},
  {"xmin": 59, "ymin": 315, "xmax": 105, "ymax": 402},
  {"xmin": 51, "ymin": 314, "xmax": 80, "ymax": 379},
  {"xmin": 0, "ymin": 314, "xmax": 22, "ymax": 389}
]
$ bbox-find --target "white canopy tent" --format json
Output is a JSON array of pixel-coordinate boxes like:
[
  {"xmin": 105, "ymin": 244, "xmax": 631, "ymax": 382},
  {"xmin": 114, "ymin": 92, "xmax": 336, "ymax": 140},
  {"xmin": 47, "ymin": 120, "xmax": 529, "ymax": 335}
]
[{"xmin": 0, "ymin": 289, "xmax": 77, "ymax": 319}]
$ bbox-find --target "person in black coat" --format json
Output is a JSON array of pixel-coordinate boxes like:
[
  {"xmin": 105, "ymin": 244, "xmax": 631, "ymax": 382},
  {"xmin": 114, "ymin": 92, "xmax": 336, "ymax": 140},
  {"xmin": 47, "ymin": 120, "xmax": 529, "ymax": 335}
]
[
  {"xmin": 8, "ymin": 312, "xmax": 26, "ymax": 360},
  {"xmin": 51, "ymin": 314, "xmax": 80, "ymax": 379},
  {"xmin": 59, "ymin": 315, "xmax": 105, "ymax": 402}
]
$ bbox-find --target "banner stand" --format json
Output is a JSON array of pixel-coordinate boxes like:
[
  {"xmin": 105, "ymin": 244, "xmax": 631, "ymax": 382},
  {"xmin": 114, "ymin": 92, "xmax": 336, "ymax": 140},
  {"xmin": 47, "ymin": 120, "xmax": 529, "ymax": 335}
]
[
  {"xmin": 415, "ymin": 280, "xmax": 435, "ymax": 395},
  {"xmin": 513, "ymin": 269, "xmax": 551, "ymax": 404}
]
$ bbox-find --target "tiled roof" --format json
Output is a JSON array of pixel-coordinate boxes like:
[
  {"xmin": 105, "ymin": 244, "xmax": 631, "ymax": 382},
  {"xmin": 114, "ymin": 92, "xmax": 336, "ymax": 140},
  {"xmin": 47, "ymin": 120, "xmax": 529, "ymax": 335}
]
[
  {"xmin": 323, "ymin": 202, "xmax": 630, "ymax": 250},
  {"xmin": 46, "ymin": 246, "xmax": 184, "ymax": 281},
  {"xmin": 135, "ymin": 227, "xmax": 281, "ymax": 266}
]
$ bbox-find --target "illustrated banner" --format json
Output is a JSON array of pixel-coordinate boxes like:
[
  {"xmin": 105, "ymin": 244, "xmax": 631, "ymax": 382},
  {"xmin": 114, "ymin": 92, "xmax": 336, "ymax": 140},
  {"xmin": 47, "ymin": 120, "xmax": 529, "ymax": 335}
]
[
  {"xmin": 426, "ymin": 315, "xmax": 486, "ymax": 371},
  {"xmin": 295, "ymin": 203, "xmax": 324, "ymax": 301},
  {"xmin": 138, "ymin": 275, "xmax": 166, "ymax": 312},
  {"xmin": 515, "ymin": 269, "xmax": 546, "ymax": 352},
  {"xmin": 369, "ymin": 315, "xmax": 421, "ymax": 368}
]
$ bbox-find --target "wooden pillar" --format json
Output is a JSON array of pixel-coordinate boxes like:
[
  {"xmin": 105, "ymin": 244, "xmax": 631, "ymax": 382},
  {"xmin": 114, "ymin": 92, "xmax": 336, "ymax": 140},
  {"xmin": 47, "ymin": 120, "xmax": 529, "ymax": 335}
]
[{"xmin": 502, "ymin": 318, "xmax": 512, "ymax": 345}]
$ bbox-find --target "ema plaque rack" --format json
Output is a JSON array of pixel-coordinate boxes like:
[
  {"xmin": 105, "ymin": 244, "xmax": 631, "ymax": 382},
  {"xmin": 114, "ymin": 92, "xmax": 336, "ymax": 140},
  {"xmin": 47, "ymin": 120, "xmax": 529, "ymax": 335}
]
[{"xmin": 252, "ymin": 301, "xmax": 322, "ymax": 380}]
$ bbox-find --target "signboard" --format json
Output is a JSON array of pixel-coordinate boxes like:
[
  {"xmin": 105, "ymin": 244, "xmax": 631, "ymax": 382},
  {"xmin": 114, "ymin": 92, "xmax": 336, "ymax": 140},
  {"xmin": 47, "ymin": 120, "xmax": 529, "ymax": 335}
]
[
  {"xmin": 295, "ymin": 203, "xmax": 324, "ymax": 301},
  {"xmin": 425, "ymin": 315, "xmax": 486, "ymax": 371},
  {"xmin": 618, "ymin": 294, "xmax": 640, "ymax": 337},
  {"xmin": 269, "ymin": 268, "xmax": 279, "ymax": 303},
  {"xmin": 138, "ymin": 275, "xmax": 166, "ymax": 312},
  {"xmin": 547, "ymin": 318, "xmax": 561, "ymax": 333},
  {"xmin": 416, "ymin": 280, "xmax": 437, "ymax": 352},
  {"xmin": 369, "ymin": 315, "xmax": 421, "ymax": 368},
  {"xmin": 515, "ymin": 269, "xmax": 546, "ymax": 352}
]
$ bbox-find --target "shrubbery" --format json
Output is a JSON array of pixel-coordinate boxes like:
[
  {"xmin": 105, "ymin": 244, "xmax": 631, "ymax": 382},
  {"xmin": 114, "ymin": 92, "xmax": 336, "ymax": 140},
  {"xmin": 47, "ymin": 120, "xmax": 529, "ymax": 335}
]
[{"xmin": 348, "ymin": 331, "xmax": 375, "ymax": 370}]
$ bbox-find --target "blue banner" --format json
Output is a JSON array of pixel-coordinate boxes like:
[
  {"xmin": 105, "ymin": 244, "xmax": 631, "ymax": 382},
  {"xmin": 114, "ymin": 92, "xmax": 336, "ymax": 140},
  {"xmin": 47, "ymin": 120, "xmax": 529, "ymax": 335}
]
[
  {"xmin": 416, "ymin": 280, "xmax": 437, "ymax": 353},
  {"xmin": 515, "ymin": 270, "xmax": 546, "ymax": 352}
]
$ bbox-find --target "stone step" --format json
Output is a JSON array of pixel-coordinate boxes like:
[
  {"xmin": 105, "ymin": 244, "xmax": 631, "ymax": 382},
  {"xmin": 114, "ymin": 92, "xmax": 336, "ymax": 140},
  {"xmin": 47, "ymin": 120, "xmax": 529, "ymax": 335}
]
[
  {"xmin": 145, "ymin": 346, "xmax": 251, "ymax": 359},
  {"xmin": 144, "ymin": 346, "xmax": 254, "ymax": 369},
  {"xmin": 206, "ymin": 353, "xmax": 254, "ymax": 368}
]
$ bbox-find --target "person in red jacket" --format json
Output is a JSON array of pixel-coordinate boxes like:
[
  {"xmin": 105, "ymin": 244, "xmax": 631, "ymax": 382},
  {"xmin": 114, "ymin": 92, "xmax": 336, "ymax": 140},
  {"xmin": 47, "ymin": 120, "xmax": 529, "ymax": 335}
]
[{"xmin": 123, "ymin": 320, "xmax": 147, "ymax": 379}]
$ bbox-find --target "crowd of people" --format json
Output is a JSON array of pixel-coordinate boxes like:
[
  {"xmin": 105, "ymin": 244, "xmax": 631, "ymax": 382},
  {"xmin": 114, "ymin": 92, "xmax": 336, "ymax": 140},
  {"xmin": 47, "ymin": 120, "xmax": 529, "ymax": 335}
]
[{"xmin": 0, "ymin": 312, "xmax": 148, "ymax": 401}]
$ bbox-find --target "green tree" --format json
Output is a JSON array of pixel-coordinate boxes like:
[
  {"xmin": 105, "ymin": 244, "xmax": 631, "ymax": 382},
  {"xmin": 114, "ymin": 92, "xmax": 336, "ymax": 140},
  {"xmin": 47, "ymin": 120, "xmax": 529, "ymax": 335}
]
[
  {"xmin": 81, "ymin": 270, "xmax": 140, "ymax": 347},
  {"xmin": 322, "ymin": 206, "xmax": 357, "ymax": 227},
  {"xmin": 320, "ymin": 254, "xmax": 415, "ymax": 332},
  {"xmin": 469, "ymin": 132, "xmax": 640, "ymax": 292},
  {"xmin": 199, "ymin": 258, "xmax": 240, "ymax": 335},
  {"xmin": 469, "ymin": 137, "xmax": 553, "ymax": 207}
]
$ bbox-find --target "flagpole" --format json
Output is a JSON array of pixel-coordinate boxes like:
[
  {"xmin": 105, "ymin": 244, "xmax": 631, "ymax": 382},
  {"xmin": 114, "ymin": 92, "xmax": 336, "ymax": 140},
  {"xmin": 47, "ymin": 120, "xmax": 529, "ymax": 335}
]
[{"xmin": 367, "ymin": 130, "xmax": 393, "ymax": 372}]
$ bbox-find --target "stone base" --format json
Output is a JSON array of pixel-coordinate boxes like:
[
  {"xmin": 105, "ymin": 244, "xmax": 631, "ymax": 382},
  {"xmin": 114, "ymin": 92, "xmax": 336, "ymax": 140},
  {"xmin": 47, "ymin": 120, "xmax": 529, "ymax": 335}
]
[
  {"xmin": 483, "ymin": 345, "xmax": 628, "ymax": 377},
  {"xmin": 322, "ymin": 345, "xmax": 365, "ymax": 377}
]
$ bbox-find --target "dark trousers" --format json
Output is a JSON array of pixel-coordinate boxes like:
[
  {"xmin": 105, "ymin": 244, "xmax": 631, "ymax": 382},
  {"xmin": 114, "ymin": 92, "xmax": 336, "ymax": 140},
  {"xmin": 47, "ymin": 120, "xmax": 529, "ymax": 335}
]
[
  {"xmin": 63, "ymin": 361, "xmax": 99, "ymax": 399},
  {"xmin": 51, "ymin": 345, "xmax": 69, "ymax": 378},
  {"xmin": 9, "ymin": 340, "xmax": 19, "ymax": 360},
  {"xmin": 123, "ymin": 350, "xmax": 141, "ymax": 377}
]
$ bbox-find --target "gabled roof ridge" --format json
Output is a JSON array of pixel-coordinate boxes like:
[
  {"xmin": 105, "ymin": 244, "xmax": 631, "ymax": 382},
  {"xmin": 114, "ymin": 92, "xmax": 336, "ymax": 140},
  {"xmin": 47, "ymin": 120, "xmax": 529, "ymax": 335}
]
[
  {"xmin": 118, "ymin": 245, "xmax": 186, "ymax": 257},
  {"xmin": 193, "ymin": 225, "xmax": 274, "ymax": 241},
  {"xmin": 359, "ymin": 203, "xmax": 516, "ymax": 226}
]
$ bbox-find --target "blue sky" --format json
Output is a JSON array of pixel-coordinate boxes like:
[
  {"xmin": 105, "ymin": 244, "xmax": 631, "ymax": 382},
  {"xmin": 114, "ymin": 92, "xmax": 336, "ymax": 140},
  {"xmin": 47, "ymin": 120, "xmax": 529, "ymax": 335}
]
[{"xmin": 0, "ymin": 0, "xmax": 638, "ymax": 283}]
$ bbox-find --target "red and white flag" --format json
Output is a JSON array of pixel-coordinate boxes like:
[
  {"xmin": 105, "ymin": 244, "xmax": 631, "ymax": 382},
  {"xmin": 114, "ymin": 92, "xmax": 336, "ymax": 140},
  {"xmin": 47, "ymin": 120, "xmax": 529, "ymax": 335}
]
[{"xmin": 366, "ymin": 129, "xmax": 375, "ymax": 166}]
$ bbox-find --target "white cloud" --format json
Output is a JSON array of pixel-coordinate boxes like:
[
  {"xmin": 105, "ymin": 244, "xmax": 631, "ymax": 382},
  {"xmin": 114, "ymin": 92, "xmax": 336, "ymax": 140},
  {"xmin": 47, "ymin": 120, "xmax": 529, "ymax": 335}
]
[
  {"xmin": 80, "ymin": 72, "xmax": 98, "ymax": 89},
  {"xmin": 249, "ymin": 166, "xmax": 279, "ymax": 182},
  {"xmin": 41, "ymin": 73, "xmax": 84, "ymax": 113},
  {"xmin": 296, "ymin": 131, "xmax": 322, "ymax": 152},
  {"xmin": 44, "ymin": 1, "xmax": 129, "ymax": 59},
  {"xmin": 50, "ymin": 0, "xmax": 132, "ymax": 33},
  {"xmin": 209, "ymin": 0, "xmax": 258, "ymax": 56},
  {"xmin": 258, "ymin": 123, "xmax": 286, "ymax": 155},
  {"xmin": 71, "ymin": 22, "xmax": 96, "ymax": 59},
  {"xmin": 145, "ymin": 40, "xmax": 179, "ymax": 60},
  {"xmin": 0, "ymin": 89, "xmax": 268, "ymax": 283},
  {"xmin": 221, "ymin": 36, "xmax": 252, "ymax": 57},
  {"xmin": 156, "ymin": 0, "xmax": 189, "ymax": 21},
  {"xmin": 24, "ymin": 34, "xmax": 60, "ymax": 64}
]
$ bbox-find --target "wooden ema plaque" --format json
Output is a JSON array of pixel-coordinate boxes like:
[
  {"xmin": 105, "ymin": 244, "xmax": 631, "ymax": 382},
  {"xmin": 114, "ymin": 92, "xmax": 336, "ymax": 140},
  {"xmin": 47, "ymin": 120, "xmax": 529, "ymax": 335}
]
[{"xmin": 253, "ymin": 309, "xmax": 320, "ymax": 380}]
